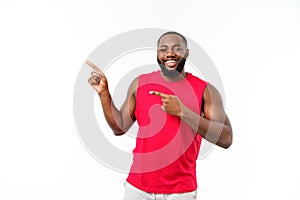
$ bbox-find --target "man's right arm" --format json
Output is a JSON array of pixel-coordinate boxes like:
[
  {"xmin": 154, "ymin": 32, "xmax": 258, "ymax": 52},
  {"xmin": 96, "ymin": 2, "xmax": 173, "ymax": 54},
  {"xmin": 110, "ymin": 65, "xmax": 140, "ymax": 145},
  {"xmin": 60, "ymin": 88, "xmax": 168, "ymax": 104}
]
[{"xmin": 87, "ymin": 61, "xmax": 137, "ymax": 135}]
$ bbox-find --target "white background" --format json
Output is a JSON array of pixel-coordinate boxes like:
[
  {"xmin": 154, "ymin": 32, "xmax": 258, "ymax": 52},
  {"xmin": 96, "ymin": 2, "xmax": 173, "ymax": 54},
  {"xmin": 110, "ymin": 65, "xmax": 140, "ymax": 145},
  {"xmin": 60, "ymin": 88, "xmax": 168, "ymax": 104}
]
[{"xmin": 1, "ymin": 0, "xmax": 299, "ymax": 199}]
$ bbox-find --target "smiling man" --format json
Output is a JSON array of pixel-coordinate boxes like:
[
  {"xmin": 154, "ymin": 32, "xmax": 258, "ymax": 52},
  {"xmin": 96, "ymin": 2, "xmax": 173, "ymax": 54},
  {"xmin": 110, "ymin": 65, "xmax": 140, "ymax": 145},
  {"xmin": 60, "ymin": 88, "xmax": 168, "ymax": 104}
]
[
  {"xmin": 87, "ymin": 31, "xmax": 233, "ymax": 200},
  {"xmin": 156, "ymin": 32, "xmax": 188, "ymax": 79}
]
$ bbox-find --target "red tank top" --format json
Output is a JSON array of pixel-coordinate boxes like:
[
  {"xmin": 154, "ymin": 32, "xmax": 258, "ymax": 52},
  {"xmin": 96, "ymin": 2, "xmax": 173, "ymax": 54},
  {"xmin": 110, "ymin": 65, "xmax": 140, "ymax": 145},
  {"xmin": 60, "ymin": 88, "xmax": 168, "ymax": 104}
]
[{"xmin": 126, "ymin": 71, "xmax": 207, "ymax": 193}]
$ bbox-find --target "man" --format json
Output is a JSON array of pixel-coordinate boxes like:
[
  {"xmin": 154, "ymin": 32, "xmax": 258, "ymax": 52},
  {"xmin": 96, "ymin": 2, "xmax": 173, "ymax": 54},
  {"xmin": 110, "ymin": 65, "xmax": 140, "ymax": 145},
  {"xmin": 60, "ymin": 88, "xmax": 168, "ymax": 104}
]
[{"xmin": 87, "ymin": 31, "xmax": 232, "ymax": 200}]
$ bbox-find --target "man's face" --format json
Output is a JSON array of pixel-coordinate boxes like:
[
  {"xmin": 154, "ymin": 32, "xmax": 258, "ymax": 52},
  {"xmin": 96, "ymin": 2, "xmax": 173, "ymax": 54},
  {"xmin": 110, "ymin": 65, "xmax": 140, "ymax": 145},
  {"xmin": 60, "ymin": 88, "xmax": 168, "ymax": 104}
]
[{"xmin": 157, "ymin": 34, "xmax": 189, "ymax": 78}]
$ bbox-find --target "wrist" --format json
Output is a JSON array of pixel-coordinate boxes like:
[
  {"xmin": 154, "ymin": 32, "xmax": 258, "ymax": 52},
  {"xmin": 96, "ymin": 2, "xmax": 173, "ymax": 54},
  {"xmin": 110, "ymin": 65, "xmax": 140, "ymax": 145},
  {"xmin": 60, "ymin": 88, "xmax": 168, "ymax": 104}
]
[
  {"xmin": 179, "ymin": 104, "xmax": 187, "ymax": 119},
  {"xmin": 98, "ymin": 90, "xmax": 110, "ymax": 98}
]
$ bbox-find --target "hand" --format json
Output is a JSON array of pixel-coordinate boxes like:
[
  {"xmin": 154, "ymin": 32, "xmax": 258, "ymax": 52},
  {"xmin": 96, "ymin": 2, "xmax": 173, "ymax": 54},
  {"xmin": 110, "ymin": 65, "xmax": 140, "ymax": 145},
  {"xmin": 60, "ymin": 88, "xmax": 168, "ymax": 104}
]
[
  {"xmin": 87, "ymin": 61, "xmax": 108, "ymax": 95},
  {"xmin": 149, "ymin": 90, "xmax": 183, "ymax": 117}
]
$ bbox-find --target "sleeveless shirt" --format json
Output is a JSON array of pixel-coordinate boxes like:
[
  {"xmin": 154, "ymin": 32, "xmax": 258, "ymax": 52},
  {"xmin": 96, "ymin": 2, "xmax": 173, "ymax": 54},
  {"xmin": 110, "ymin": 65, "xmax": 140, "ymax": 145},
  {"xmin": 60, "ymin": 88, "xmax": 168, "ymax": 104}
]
[{"xmin": 126, "ymin": 70, "xmax": 207, "ymax": 193}]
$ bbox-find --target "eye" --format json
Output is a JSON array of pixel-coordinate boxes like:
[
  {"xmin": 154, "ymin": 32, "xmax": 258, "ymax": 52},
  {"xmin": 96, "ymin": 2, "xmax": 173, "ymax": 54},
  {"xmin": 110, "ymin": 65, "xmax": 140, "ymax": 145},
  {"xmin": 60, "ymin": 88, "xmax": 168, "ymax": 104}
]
[
  {"xmin": 158, "ymin": 48, "xmax": 167, "ymax": 52},
  {"xmin": 174, "ymin": 47, "xmax": 183, "ymax": 52}
]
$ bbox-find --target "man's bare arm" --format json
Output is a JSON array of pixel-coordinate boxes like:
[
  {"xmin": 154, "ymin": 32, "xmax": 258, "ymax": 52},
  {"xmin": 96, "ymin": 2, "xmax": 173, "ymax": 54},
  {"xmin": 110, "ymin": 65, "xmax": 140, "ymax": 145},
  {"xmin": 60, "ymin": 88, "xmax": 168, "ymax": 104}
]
[
  {"xmin": 87, "ymin": 61, "xmax": 137, "ymax": 135},
  {"xmin": 180, "ymin": 84, "xmax": 232, "ymax": 148},
  {"xmin": 149, "ymin": 84, "xmax": 232, "ymax": 148}
]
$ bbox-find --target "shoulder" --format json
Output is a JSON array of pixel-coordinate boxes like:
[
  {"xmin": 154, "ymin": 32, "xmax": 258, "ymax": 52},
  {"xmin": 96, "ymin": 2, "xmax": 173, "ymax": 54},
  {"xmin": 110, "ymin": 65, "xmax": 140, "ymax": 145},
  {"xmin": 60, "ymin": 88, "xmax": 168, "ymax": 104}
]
[
  {"xmin": 138, "ymin": 70, "xmax": 160, "ymax": 79},
  {"xmin": 136, "ymin": 70, "xmax": 160, "ymax": 85},
  {"xmin": 186, "ymin": 72, "xmax": 208, "ymax": 92},
  {"xmin": 187, "ymin": 72, "xmax": 206, "ymax": 83},
  {"xmin": 204, "ymin": 84, "xmax": 220, "ymax": 95},
  {"xmin": 203, "ymin": 84, "xmax": 223, "ymax": 105},
  {"xmin": 186, "ymin": 73, "xmax": 207, "ymax": 85},
  {"xmin": 131, "ymin": 71, "xmax": 158, "ymax": 86},
  {"xmin": 130, "ymin": 71, "xmax": 159, "ymax": 96}
]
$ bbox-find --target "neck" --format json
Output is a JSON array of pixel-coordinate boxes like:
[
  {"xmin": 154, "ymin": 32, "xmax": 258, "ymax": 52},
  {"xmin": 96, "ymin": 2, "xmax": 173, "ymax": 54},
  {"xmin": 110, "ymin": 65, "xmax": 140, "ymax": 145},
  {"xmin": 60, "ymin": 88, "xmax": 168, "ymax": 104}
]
[{"xmin": 160, "ymin": 70, "xmax": 187, "ymax": 82}]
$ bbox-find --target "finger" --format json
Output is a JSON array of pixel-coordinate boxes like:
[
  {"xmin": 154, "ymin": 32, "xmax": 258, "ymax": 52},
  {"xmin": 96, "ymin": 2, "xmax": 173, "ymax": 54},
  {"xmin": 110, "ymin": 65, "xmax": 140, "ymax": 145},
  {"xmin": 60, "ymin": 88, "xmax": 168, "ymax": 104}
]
[
  {"xmin": 91, "ymin": 73, "xmax": 106, "ymax": 83},
  {"xmin": 88, "ymin": 77, "xmax": 98, "ymax": 85},
  {"xmin": 149, "ymin": 91, "xmax": 168, "ymax": 98},
  {"xmin": 86, "ymin": 60, "xmax": 104, "ymax": 75},
  {"xmin": 91, "ymin": 75, "xmax": 100, "ymax": 82},
  {"xmin": 88, "ymin": 76, "xmax": 100, "ymax": 85},
  {"xmin": 161, "ymin": 98, "xmax": 168, "ymax": 104},
  {"xmin": 161, "ymin": 106, "xmax": 166, "ymax": 112},
  {"xmin": 91, "ymin": 71, "xmax": 103, "ymax": 77}
]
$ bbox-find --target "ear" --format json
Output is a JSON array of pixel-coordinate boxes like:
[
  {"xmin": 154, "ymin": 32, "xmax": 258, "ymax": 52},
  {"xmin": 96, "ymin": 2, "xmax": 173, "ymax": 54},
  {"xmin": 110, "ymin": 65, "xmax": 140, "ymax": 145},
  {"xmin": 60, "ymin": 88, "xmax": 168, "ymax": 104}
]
[{"xmin": 184, "ymin": 49, "xmax": 189, "ymax": 59}]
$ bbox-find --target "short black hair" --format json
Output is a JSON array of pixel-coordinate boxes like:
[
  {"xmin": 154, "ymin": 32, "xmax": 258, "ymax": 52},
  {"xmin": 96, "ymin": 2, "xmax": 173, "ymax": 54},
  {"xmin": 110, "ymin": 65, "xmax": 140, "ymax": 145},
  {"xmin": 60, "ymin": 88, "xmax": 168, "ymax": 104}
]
[{"xmin": 157, "ymin": 31, "xmax": 188, "ymax": 48}]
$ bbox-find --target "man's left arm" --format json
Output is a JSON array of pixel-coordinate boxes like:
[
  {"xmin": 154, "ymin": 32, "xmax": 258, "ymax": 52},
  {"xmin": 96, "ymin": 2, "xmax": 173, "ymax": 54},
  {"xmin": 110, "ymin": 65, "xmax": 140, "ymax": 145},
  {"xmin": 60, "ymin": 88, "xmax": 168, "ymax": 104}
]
[
  {"xmin": 182, "ymin": 84, "xmax": 232, "ymax": 148},
  {"xmin": 150, "ymin": 84, "xmax": 233, "ymax": 149}
]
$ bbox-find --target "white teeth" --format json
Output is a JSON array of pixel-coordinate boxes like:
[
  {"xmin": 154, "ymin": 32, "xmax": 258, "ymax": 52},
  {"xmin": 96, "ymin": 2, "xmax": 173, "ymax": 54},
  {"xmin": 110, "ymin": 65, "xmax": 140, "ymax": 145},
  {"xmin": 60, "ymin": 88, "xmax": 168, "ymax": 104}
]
[
  {"xmin": 165, "ymin": 60, "xmax": 177, "ymax": 68},
  {"xmin": 166, "ymin": 60, "xmax": 176, "ymax": 63}
]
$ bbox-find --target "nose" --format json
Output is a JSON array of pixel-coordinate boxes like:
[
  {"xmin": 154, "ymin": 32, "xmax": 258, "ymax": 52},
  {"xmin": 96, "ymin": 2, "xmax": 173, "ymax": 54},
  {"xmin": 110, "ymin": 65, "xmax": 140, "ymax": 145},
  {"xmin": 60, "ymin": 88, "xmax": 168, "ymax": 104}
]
[{"xmin": 166, "ymin": 50, "xmax": 176, "ymax": 56}]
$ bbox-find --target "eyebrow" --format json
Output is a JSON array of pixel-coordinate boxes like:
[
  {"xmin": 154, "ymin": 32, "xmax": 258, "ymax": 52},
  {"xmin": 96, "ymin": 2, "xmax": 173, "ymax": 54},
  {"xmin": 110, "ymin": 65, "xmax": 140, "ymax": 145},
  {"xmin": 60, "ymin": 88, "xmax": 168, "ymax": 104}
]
[{"xmin": 158, "ymin": 44, "xmax": 182, "ymax": 48}]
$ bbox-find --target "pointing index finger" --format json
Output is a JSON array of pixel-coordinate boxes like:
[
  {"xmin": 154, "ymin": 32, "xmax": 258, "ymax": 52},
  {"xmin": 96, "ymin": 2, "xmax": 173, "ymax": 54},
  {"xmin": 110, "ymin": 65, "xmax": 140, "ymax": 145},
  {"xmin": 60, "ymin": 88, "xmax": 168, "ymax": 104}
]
[
  {"xmin": 149, "ymin": 91, "xmax": 168, "ymax": 98},
  {"xmin": 86, "ymin": 60, "xmax": 104, "ymax": 75}
]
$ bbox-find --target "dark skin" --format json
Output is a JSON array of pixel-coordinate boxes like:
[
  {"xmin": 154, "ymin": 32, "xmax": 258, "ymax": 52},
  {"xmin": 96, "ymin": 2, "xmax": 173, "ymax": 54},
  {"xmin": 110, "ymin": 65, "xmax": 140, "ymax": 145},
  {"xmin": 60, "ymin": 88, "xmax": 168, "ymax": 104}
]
[{"xmin": 87, "ymin": 33, "xmax": 232, "ymax": 148}]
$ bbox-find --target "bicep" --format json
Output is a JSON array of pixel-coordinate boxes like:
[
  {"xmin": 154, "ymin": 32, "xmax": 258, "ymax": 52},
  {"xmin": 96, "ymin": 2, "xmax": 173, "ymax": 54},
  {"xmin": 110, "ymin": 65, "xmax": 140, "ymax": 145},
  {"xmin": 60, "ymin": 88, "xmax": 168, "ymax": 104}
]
[
  {"xmin": 202, "ymin": 84, "xmax": 227, "ymax": 123},
  {"xmin": 202, "ymin": 84, "xmax": 233, "ymax": 148}
]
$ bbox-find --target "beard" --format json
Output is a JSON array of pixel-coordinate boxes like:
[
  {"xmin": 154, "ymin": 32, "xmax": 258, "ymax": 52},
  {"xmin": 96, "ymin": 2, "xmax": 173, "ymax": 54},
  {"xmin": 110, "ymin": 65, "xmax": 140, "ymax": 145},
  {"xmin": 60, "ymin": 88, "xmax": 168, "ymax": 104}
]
[{"xmin": 157, "ymin": 57, "xmax": 186, "ymax": 78}]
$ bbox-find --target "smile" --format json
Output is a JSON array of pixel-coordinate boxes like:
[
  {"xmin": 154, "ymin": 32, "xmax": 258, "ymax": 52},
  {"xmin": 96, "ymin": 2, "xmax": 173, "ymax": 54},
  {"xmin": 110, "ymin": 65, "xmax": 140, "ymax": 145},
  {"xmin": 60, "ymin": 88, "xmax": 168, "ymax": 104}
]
[{"xmin": 165, "ymin": 60, "xmax": 177, "ymax": 68}]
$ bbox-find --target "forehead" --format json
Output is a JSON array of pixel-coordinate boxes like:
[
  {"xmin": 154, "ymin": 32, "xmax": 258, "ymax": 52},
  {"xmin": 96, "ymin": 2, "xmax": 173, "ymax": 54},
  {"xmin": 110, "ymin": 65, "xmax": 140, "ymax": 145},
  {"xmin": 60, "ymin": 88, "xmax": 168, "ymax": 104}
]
[{"xmin": 158, "ymin": 34, "xmax": 185, "ymax": 46}]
